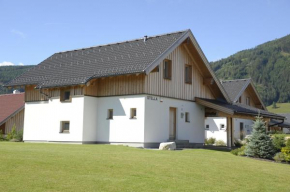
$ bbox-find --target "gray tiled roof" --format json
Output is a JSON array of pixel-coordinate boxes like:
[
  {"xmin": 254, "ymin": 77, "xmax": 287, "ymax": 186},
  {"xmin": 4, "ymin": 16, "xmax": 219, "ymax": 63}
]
[
  {"xmin": 197, "ymin": 98, "xmax": 285, "ymax": 120},
  {"xmin": 221, "ymin": 79, "xmax": 251, "ymax": 102},
  {"xmin": 6, "ymin": 30, "xmax": 188, "ymax": 88}
]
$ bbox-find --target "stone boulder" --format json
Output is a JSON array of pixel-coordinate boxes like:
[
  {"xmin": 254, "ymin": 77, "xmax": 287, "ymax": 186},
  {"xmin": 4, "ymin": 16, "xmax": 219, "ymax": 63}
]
[{"xmin": 159, "ymin": 142, "xmax": 176, "ymax": 150}]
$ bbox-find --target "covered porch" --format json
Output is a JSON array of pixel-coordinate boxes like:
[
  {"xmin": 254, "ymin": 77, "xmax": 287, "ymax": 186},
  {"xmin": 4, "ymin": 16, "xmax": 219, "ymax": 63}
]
[{"xmin": 196, "ymin": 98, "xmax": 286, "ymax": 148}]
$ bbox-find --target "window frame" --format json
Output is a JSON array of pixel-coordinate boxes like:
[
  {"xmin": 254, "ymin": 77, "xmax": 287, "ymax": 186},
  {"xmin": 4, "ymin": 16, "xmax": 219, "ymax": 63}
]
[
  {"xmin": 107, "ymin": 109, "xmax": 113, "ymax": 120},
  {"xmin": 163, "ymin": 59, "xmax": 172, "ymax": 80},
  {"xmin": 205, "ymin": 124, "xmax": 210, "ymax": 130},
  {"xmin": 60, "ymin": 121, "xmax": 70, "ymax": 133},
  {"xmin": 220, "ymin": 124, "xmax": 226, "ymax": 130},
  {"xmin": 184, "ymin": 64, "xmax": 192, "ymax": 84},
  {"xmin": 130, "ymin": 108, "xmax": 137, "ymax": 119},
  {"xmin": 60, "ymin": 89, "xmax": 71, "ymax": 102}
]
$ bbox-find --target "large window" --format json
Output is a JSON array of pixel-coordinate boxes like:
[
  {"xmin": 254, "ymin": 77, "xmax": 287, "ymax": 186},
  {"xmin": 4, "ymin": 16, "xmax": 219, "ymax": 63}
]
[
  {"xmin": 185, "ymin": 65, "xmax": 192, "ymax": 84},
  {"xmin": 60, "ymin": 121, "xmax": 70, "ymax": 133},
  {"xmin": 163, "ymin": 59, "xmax": 172, "ymax": 80}
]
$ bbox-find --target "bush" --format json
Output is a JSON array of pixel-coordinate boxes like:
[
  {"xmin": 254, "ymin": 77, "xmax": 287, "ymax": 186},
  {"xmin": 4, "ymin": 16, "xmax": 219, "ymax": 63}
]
[
  {"xmin": 7, "ymin": 125, "xmax": 17, "ymax": 141},
  {"xmin": 272, "ymin": 134, "xmax": 286, "ymax": 152},
  {"xmin": 274, "ymin": 152, "xmax": 285, "ymax": 163},
  {"xmin": 205, "ymin": 137, "xmax": 216, "ymax": 145},
  {"xmin": 245, "ymin": 116, "xmax": 275, "ymax": 159},
  {"xmin": 215, "ymin": 140, "xmax": 226, "ymax": 146},
  {"xmin": 0, "ymin": 130, "xmax": 6, "ymax": 141},
  {"xmin": 15, "ymin": 129, "xmax": 23, "ymax": 142},
  {"xmin": 231, "ymin": 146, "xmax": 246, "ymax": 156},
  {"xmin": 281, "ymin": 147, "xmax": 290, "ymax": 162},
  {"xmin": 234, "ymin": 139, "xmax": 243, "ymax": 147}
]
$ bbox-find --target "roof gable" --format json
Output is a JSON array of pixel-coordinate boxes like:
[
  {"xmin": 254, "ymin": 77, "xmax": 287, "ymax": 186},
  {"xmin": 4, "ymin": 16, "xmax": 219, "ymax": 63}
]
[{"xmin": 0, "ymin": 93, "xmax": 25, "ymax": 125}]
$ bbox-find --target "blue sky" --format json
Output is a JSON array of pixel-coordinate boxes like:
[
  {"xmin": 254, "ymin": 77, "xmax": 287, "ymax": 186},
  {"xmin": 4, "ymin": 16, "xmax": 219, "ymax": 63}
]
[{"xmin": 0, "ymin": 0, "xmax": 290, "ymax": 66}]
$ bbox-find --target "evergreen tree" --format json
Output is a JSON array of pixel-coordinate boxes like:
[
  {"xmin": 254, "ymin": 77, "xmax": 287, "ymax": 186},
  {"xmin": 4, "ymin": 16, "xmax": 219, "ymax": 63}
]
[
  {"xmin": 272, "ymin": 101, "xmax": 277, "ymax": 109},
  {"xmin": 245, "ymin": 116, "xmax": 275, "ymax": 159}
]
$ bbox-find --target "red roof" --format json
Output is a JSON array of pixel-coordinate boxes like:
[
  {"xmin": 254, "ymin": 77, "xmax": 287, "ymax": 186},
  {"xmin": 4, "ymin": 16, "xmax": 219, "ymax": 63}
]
[{"xmin": 0, "ymin": 93, "xmax": 25, "ymax": 124}]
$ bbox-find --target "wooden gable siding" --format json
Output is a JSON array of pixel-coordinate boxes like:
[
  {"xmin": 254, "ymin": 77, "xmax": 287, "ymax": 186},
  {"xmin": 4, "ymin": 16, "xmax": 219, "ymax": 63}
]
[
  {"xmin": 5, "ymin": 108, "xmax": 24, "ymax": 133},
  {"xmin": 25, "ymin": 85, "xmax": 84, "ymax": 102},
  {"xmin": 84, "ymin": 74, "xmax": 145, "ymax": 97},
  {"xmin": 240, "ymin": 86, "xmax": 262, "ymax": 109},
  {"xmin": 144, "ymin": 45, "xmax": 214, "ymax": 100}
]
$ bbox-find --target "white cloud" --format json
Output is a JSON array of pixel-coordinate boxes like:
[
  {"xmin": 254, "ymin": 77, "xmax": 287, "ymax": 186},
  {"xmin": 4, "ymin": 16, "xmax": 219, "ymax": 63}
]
[
  {"xmin": 11, "ymin": 29, "xmax": 26, "ymax": 39},
  {"xmin": 0, "ymin": 61, "xmax": 25, "ymax": 66}
]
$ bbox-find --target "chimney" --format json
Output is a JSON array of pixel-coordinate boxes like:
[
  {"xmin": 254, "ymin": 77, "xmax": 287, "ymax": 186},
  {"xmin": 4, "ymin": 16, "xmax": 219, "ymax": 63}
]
[
  {"xmin": 143, "ymin": 35, "xmax": 148, "ymax": 42},
  {"xmin": 13, "ymin": 90, "xmax": 20, "ymax": 94}
]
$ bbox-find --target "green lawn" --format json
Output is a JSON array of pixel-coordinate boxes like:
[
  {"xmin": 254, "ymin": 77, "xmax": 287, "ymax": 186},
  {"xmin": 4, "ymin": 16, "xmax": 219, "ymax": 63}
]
[
  {"xmin": 1, "ymin": 143, "xmax": 290, "ymax": 192},
  {"xmin": 267, "ymin": 103, "xmax": 290, "ymax": 113}
]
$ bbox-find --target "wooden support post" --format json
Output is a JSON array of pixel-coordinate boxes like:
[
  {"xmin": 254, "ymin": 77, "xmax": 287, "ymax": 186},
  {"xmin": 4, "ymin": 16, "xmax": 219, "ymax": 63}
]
[{"xmin": 227, "ymin": 117, "xmax": 233, "ymax": 148}]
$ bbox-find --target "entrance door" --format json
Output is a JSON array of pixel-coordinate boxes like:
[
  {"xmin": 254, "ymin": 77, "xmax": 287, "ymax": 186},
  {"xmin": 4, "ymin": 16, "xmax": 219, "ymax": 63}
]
[
  {"xmin": 169, "ymin": 107, "xmax": 176, "ymax": 140},
  {"xmin": 240, "ymin": 122, "xmax": 244, "ymax": 140}
]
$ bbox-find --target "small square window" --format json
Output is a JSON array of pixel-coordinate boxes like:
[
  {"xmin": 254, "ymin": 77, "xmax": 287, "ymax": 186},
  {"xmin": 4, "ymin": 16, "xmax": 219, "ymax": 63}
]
[
  {"xmin": 220, "ymin": 124, "xmax": 225, "ymax": 130},
  {"xmin": 60, "ymin": 89, "xmax": 71, "ymax": 102},
  {"xmin": 205, "ymin": 125, "xmax": 209, "ymax": 130},
  {"xmin": 60, "ymin": 121, "xmax": 70, "ymax": 133},
  {"xmin": 107, "ymin": 109, "xmax": 113, "ymax": 120},
  {"xmin": 130, "ymin": 108, "xmax": 137, "ymax": 119},
  {"xmin": 185, "ymin": 112, "xmax": 190, "ymax": 122}
]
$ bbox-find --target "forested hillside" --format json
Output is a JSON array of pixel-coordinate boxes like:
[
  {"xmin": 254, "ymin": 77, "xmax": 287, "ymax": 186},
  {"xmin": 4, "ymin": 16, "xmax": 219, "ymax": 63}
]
[
  {"xmin": 211, "ymin": 34, "xmax": 290, "ymax": 106},
  {"xmin": 0, "ymin": 66, "xmax": 33, "ymax": 94}
]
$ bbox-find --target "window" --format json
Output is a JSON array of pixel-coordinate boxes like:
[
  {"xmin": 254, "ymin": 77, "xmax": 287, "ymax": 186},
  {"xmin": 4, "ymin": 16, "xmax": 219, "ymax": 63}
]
[
  {"xmin": 163, "ymin": 59, "xmax": 172, "ymax": 80},
  {"xmin": 130, "ymin": 108, "xmax": 137, "ymax": 119},
  {"xmin": 185, "ymin": 65, "xmax": 192, "ymax": 84},
  {"xmin": 60, "ymin": 121, "xmax": 70, "ymax": 133},
  {"xmin": 246, "ymin": 97, "xmax": 250, "ymax": 106},
  {"xmin": 220, "ymin": 124, "xmax": 225, "ymax": 130},
  {"xmin": 185, "ymin": 112, "xmax": 190, "ymax": 122},
  {"xmin": 152, "ymin": 65, "xmax": 159, "ymax": 73},
  {"xmin": 107, "ymin": 109, "xmax": 113, "ymax": 119},
  {"xmin": 205, "ymin": 125, "xmax": 209, "ymax": 130},
  {"xmin": 60, "ymin": 89, "xmax": 71, "ymax": 102}
]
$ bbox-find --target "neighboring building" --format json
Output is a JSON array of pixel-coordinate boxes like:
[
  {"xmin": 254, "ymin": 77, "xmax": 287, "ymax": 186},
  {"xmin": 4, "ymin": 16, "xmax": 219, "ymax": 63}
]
[
  {"xmin": 205, "ymin": 79, "xmax": 269, "ymax": 143},
  {"xmin": 269, "ymin": 113, "xmax": 290, "ymax": 133},
  {"xmin": 5, "ymin": 29, "xmax": 285, "ymax": 148},
  {"xmin": 0, "ymin": 92, "xmax": 25, "ymax": 134}
]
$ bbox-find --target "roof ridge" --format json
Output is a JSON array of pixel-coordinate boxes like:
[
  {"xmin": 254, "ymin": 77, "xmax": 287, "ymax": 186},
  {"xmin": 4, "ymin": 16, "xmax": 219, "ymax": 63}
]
[{"xmin": 57, "ymin": 29, "xmax": 189, "ymax": 54}]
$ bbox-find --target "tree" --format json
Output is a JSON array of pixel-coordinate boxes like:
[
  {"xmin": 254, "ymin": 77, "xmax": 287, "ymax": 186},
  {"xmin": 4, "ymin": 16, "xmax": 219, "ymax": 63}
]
[
  {"xmin": 245, "ymin": 116, "xmax": 275, "ymax": 159},
  {"xmin": 272, "ymin": 101, "xmax": 277, "ymax": 109}
]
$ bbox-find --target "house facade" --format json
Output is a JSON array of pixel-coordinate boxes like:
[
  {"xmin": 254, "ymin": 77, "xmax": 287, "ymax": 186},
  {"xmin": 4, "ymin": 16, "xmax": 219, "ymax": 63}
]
[
  {"xmin": 6, "ymin": 29, "xmax": 285, "ymax": 147},
  {"xmin": 205, "ymin": 79, "xmax": 268, "ymax": 143}
]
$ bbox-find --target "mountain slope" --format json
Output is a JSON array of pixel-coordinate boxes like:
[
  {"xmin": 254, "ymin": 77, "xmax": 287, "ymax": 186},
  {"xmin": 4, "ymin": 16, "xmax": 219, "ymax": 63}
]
[
  {"xmin": 0, "ymin": 66, "xmax": 33, "ymax": 94},
  {"xmin": 211, "ymin": 34, "xmax": 290, "ymax": 106}
]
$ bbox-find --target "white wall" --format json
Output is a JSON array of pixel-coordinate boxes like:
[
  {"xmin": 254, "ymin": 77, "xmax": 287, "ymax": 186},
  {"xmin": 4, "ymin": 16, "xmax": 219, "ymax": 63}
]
[
  {"xmin": 144, "ymin": 96, "xmax": 205, "ymax": 143},
  {"xmin": 96, "ymin": 95, "xmax": 145, "ymax": 143},
  {"xmin": 82, "ymin": 96, "xmax": 98, "ymax": 142},
  {"xmin": 205, "ymin": 117, "xmax": 227, "ymax": 143},
  {"xmin": 23, "ymin": 96, "xmax": 84, "ymax": 142},
  {"xmin": 205, "ymin": 117, "xmax": 254, "ymax": 143}
]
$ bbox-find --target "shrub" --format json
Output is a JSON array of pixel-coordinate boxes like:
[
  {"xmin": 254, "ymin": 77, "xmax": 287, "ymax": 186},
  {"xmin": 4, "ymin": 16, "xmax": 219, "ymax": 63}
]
[
  {"xmin": 281, "ymin": 147, "xmax": 290, "ymax": 162},
  {"xmin": 205, "ymin": 137, "xmax": 216, "ymax": 145},
  {"xmin": 215, "ymin": 140, "xmax": 226, "ymax": 146},
  {"xmin": 234, "ymin": 139, "xmax": 243, "ymax": 147},
  {"xmin": 15, "ymin": 129, "xmax": 23, "ymax": 142},
  {"xmin": 231, "ymin": 146, "xmax": 246, "ymax": 156},
  {"xmin": 7, "ymin": 125, "xmax": 17, "ymax": 141},
  {"xmin": 272, "ymin": 134, "xmax": 286, "ymax": 152},
  {"xmin": 274, "ymin": 152, "xmax": 285, "ymax": 163},
  {"xmin": 245, "ymin": 116, "xmax": 275, "ymax": 159},
  {"xmin": 0, "ymin": 130, "xmax": 6, "ymax": 141}
]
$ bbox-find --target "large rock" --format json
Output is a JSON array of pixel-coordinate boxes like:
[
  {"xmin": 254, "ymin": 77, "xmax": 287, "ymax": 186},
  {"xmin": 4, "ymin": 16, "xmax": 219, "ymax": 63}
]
[{"xmin": 159, "ymin": 142, "xmax": 176, "ymax": 150}]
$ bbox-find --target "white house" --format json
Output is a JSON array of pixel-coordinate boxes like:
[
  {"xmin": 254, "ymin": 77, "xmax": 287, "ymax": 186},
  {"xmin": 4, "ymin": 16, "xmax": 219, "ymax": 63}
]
[{"xmin": 5, "ymin": 29, "xmax": 285, "ymax": 148}]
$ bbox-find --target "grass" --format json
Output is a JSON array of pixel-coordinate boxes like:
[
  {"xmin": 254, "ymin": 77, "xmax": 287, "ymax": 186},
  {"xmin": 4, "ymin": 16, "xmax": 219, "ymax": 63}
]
[
  {"xmin": 1, "ymin": 142, "xmax": 290, "ymax": 192},
  {"xmin": 267, "ymin": 102, "xmax": 290, "ymax": 113}
]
